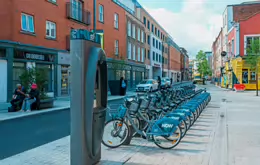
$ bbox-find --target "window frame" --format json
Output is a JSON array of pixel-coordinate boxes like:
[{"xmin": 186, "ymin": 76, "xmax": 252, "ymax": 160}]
[
  {"xmin": 127, "ymin": 21, "xmax": 131, "ymax": 36},
  {"xmin": 114, "ymin": 40, "xmax": 119, "ymax": 55},
  {"xmin": 114, "ymin": 13, "xmax": 119, "ymax": 29},
  {"xmin": 99, "ymin": 4, "xmax": 104, "ymax": 22},
  {"xmin": 21, "ymin": 13, "xmax": 35, "ymax": 33},
  {"xmin": 46, "ymin": 21, "xmax": 56, "ymax": 39}
]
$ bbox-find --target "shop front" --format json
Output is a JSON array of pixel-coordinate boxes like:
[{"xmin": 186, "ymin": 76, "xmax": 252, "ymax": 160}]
[
  {"xmin": 57, "ymin": 52, "xmax": 71, "ymax": 96},
  {"xmin": 228, "ymin": 57, "xmax": 260, "ymax": 90},
  {"xmin": 0, "ymin": 41, "xmax": 58, "ymax": 102},
  {"xmin": 107, "ymin": 59, "xmax": 145, "ymax": 90}
]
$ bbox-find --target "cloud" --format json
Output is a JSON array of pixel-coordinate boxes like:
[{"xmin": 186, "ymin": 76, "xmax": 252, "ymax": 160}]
[{"xmin": 143, "ymin": 0, "xmax": 244, "ymax": 58}]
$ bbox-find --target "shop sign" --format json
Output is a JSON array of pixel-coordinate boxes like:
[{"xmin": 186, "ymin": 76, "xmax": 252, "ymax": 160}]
[{"xmin": 14, "ymin": 51, "xmax": 55, "ymax": 62}]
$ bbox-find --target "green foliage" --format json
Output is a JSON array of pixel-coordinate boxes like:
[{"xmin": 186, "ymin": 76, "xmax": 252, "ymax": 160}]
[
  {"xmin": 245, "ymin": 38, "xmax": 260, "ymax": 96},
  {"xmin": 196, "ymin": 50, "xmax": 212, "ymax": 77},
  {"xmin": 19, "ymin": 67, "xmax": 49, "ymax": 99}
]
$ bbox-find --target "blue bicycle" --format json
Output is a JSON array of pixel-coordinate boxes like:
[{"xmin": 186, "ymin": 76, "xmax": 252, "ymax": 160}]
[{"xmin": 102, "ymin": 97, "xmax": 182, "ymax": 149}]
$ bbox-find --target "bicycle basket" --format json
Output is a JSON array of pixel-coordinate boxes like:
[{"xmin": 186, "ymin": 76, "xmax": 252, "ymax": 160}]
[
  {"xmin": 140, "ymin": 98, "xmax": 150, "ymax": 109},
  {"xmin": 127, "ymin": 101, "xmax": 139, "ymax": 113}
]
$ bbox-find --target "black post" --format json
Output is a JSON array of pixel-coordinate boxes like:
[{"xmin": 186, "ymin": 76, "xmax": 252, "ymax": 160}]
[{"xmin": 93, "ymin": 0, "xmax": 96, "ymax": 34}]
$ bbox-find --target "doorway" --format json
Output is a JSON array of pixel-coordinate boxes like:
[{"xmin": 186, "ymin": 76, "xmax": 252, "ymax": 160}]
[{"xmin": 0, "ymin": 60, "xmax": 7, "ymax": 102}]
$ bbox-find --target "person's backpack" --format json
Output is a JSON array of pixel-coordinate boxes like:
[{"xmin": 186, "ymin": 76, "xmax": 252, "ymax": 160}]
[{"xmin": 122, "ymin": 80, "xmax": 126, "ymax": 88}]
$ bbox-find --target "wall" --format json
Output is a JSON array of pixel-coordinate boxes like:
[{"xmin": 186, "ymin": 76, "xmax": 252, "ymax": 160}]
[
  {"xmin": 169, "ymin": 46, "xmax": 181, "ymax": 71},
  {"xmin": 3, "ymin": 0, "xmax": 91, "ymax": 50},
  {"xmin": 88, "ymin": 0, "xmax": 127, "ymax": 59},
  {"xmin": 0, "ymin": 1, "xmax": 13, "ymax": 40},
  {"xmin": 227, "ymin": 27, "xmax": 236, "ymax": 56},
  {"xmin": 150, "ymin": 33, "xmax": 162, "ymax": 67},
  {"xmin": 239, "ymin": 13, "xmax": 260, "ymax": 56}
]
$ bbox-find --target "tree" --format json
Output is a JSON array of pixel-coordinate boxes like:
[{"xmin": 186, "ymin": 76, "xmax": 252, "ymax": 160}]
[
  {"xmin": 196, "ymin": 50, "xmax": 211, "ymax": 84},
  {"xmin": 245, "ymin": 38, "xmax": 260, "ymax": 96},
  {"xmin": 19, "ymin": 67, "xmax": 49, "ymax": 99}
]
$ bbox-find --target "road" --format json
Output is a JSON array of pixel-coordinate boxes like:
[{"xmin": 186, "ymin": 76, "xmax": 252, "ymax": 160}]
[{"xmin": 0, "ymin": 99, "xmax": 124, "ymax": 160}]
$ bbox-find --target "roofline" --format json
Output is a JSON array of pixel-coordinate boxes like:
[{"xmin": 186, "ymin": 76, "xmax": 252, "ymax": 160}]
[
  {"xmin": 223, "ymin": 1, "xmax": 260, "ymax": 14},
  {"xmin": 238, "ymin": 11, "xmax": 260, "ymax": 22},
  {"xmin": 137, "ymin": 4, "xmax": 168, "ymax": 34}
]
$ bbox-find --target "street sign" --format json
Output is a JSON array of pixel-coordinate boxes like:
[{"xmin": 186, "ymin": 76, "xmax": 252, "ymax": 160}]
[{"xmin": 70, "ymin": 29, "xmax": 101, "ymax": 44}]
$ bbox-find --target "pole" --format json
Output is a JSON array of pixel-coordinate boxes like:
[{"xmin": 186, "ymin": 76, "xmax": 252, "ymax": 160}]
[
  {"xmin": 256, "ymin": 67, "xmax": 259, "ymax": 96},
  {"xmin": 93, "ymin": 0, "xmax": 96, "ymax": 34}
]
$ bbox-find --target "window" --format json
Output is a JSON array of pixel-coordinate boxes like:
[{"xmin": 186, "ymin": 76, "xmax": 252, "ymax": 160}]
[
  {"xmin": 137, "ymin": 28, "xmax": 140, "ymax": 41},
  {"xmin": 159, "ymin": 42, "xmax": 161, "ymax": 50},
  {"xmin": 133, "ymin": 45, "xmax": 136, "ymax": 60},
  {"xmin": 159, "ymin": 55, "xmax": 161, "ymax": 62},
  {"xmin": 162, "ymin": 45, "xmax": 164, "ymax": 53},
  {"xmin": 128, "ymin": 42, "xmax": 132, "ymax": 59},
  {"xmin": 242, "ymin": 69, "xmax": 248, "ymax": 84},
  {"xmin": 156, "ymin": 40, "xmax": 158, "ymax": 48},
  {"xmin": 156, "ymin": 53, "xmax": 158, "ymax": 61},
  {"xmin": 114, "ymin": 13, "xmax": 119, "ymax": 29},
  {"xmin": 155, "ymin": 27, "xmax": 157, "ymax": 35},
  {"xmin": 138, "ymin": 47, "xmax": 140, "ymax": 61},
  {"xmin": 147, "ymin": 21, "xmax": 150, "ymax": 30},
  {"xmin": 99, "ymin": 4, "xmax": 104, "ymax": 22},
  {"xmin": 71, "ymin": 0, "xmax": 83, "ymax": 21},
  {"xmin": 251, "ymin": 71, "xmax": 256, "ymax": 81},
  {"xmin": 153, "ymin": 52, "xmax": 155, "ymax": 60},
  {"xmin": 162, "ymin": 57, "xmax": 164, "ymax": 63},
  {"xmin": 143, "ymin": 17, "xmax": 146, "ymax": 26},
  {"xmin": 127, "ymin": 21, "xmax": 131, "ymax": 36},
  {"xmin": 144, "ymin": 48, "xmax": 146, "ymax": 59},
  {"xmin": 114, "ymin": 40, "xmax": 119, "ymax": 55},
  {"xmin": 148, "ymin": 50, "xmax": 150, "ymax": 59},
  {"xmin": 144, "ymin": 33, "xmax": 146, "ymax": 43},
  {"xmin": 49, "ymin": 0, "xmax": 57, "ymax": 3},
  {"xmin": 153, "ymin": 38, "xmax": 155, "ymax": 47},
  {"xmin": 246, "ymin": 36, "xmax": 260, "ymax": 54},
  {"xmin": 152, "ymin": 24, "xmax": 154, "ymax": 32},
  {"xmin": 132, "ymin": 24, "xmax": 136, "ymax": 39},
  {"xmin": 21, "ymin": 13, "xmax": 34, "ymax": 33},
  {"xmin": 141, "ymin": 48, "xmax": 144, "ymax": 62},
  {"xmin": 148, "ymin": 35, "xmax": 150, "ymax": 45},
  {"xmin": 36, "ymin": 64, "xmax": 53, "ymax": 92},
  {"xmin": 141, "ymin": 31, "xmax": 144, "ymax": 43},
  {"xmin": 231, "ymin": 39, "xmax": 234, "ymax": 55},
  {"xmin": 46, "ymin": 21, "xmax": 56, "ymax": 39},
  {"xmin": 158, "ymin": 30, "xmax": 160, "ymax": 37}
]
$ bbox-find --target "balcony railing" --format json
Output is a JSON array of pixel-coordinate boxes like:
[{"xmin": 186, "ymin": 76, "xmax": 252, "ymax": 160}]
[{"xmin": 66, "ymin": 2, "xmax": 91, "ymax": 25}]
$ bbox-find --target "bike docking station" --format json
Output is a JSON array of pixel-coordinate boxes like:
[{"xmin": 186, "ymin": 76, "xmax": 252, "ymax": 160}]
[{"xmin": 70, "ymin": 29, "xmax": 108, "ymax": 165}]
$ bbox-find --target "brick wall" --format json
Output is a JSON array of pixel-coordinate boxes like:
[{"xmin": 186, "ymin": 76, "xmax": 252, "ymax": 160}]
[{"xmin": 169, "ymin": 46, "xmax": 181, "ymax": 71}]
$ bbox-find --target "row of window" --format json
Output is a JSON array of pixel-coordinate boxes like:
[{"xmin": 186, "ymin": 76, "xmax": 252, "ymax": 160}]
[
  {"xmin": 143, "ymin": 16, "xmax": 166, "ymax": 42},
  {"xmin": 21, "ymin": 13, "xmax": 56, "ymax": 39},
  {"xmin": 127, "ymin": 42, "xmax": 145, "ymax": 62},
  {"xmin": 127, "ymin": 21, "xmax": 145, "ymax": 43}
]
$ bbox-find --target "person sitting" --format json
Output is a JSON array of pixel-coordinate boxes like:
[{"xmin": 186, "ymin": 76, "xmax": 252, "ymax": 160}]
[
  {"xmin": 20, "ymin": 83, "xmax": 39, "ymax": 112},
  {"xmin": 10, "ymin": 84, "xmax": 26, "ymax": 111}
]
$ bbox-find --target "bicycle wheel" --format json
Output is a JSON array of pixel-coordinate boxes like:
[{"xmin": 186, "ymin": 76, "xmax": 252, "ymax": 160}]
[
  {"xmin": 185, "ymin": 116, "xmax": 191, "ymax": 129},
  {"xmin": 153, "ymin": 125, "xmax": 182, "ymax": 149},
  {"xmin": 179, "ymin": 120, "xmax": 187, "ymax": 138},
  {"xmin": 102, "ymin": 119, "xmax": 129, "ymax": 148},
  {"xmin": 190, "ymin": 112, "xmax": 195, "ymax": 126},
  {"xmin": 127, "ymin": 115, "xmax": 140, "ymax": 137}
]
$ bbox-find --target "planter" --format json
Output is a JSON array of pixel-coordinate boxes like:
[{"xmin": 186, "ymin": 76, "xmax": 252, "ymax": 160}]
[
  {"xmin": 108, "ymin": 80, "xmax": 128, "ymax": 96},
  {"xmin": 31, "ymin": 98, "xmax": 54, "ymax": 110},
  {"xmin": 39, "ymin": 98, "xmax": 55, "ymax": 109}
]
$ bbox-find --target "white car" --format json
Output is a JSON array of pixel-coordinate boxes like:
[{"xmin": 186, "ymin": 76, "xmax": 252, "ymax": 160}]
[
  {"xmin": 136, "ymin": 79, "xmax": 158, "ymax": 92},
  {"xmin": 162, "ymin": 77, "xmax": 171, "ymax": 87}
]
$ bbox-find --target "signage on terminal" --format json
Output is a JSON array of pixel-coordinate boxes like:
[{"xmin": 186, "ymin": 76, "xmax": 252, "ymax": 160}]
[{"xmin": 70, "ymin": 29, "xmax": 101, "ymax": 44}]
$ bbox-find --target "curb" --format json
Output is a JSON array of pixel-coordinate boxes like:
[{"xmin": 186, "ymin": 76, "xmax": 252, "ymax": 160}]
[{"xmin": 0, "ymin": 94, "xmax": 136, "ymax": 122}]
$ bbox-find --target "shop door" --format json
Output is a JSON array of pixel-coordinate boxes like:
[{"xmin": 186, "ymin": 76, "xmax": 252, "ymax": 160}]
[
  {"xmin": 0, "ymin": 60, "xmax": 7, "ymax": 102},
  {"xmin": 61, "ymin": 69, "xmax": 69, "ymax": 95}
]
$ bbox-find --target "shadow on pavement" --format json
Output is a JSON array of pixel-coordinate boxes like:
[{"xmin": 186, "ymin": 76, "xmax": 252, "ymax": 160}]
[
  {"xmin": 188, "ymin": 128, "xmax": 211, "ymax": 131},
  {"xmin": 185, "ymin": 133, "xmax": 209, "ymax": 137},
  {"xmin": 180, "ymin": 140, "xmax": 207, "ymax": 145}
]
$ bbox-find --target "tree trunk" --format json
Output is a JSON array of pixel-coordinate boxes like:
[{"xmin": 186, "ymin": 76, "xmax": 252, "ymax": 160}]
[{"xmin": 256, "ymin": 67, "xmax": 259, "ymax": 96}]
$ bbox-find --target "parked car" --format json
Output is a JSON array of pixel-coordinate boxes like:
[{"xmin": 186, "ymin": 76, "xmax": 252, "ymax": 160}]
[
  {"xmin": 136, "ymin": 79, "xmax": 158, "ymax": 92},
  {"xmin": 162, "ymin": 77, "xmax": 171, "ymax": 87}
]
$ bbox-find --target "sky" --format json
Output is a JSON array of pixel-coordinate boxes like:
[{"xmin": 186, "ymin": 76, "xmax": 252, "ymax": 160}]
[{"xmin": 138, "ymin": 0, "xmax": 248, "ymax": 59}]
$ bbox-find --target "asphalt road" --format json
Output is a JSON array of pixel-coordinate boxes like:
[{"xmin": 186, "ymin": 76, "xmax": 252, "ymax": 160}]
[{"xmin": 0, "ymin": 99, "xmax": 124, "ymax": 160}]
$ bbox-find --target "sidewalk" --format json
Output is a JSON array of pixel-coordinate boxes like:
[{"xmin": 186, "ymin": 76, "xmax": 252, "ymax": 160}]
[
  {"xmin": 0, "ymin": 84, "xmax": 222, "ymax": 165},
  {"xmin": 1, "ymin": 85, "xmax": 260, "ymax": 165},
  {"xmin": 0, "ymin": 91, "xmax": 136, "ymax": 121}
]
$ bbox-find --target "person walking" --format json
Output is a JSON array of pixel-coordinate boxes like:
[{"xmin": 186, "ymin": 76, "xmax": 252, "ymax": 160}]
[
  {"xmin": 119, "ymin": 77, "xmax": 127, "ymax": 96},
  {"xmin": 157, "ymin": 76, "xmax": 161, "ymax": 90},
  {"xmin": 20, "ymin": 83, "xmax": 39, "ymax": 112}
]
